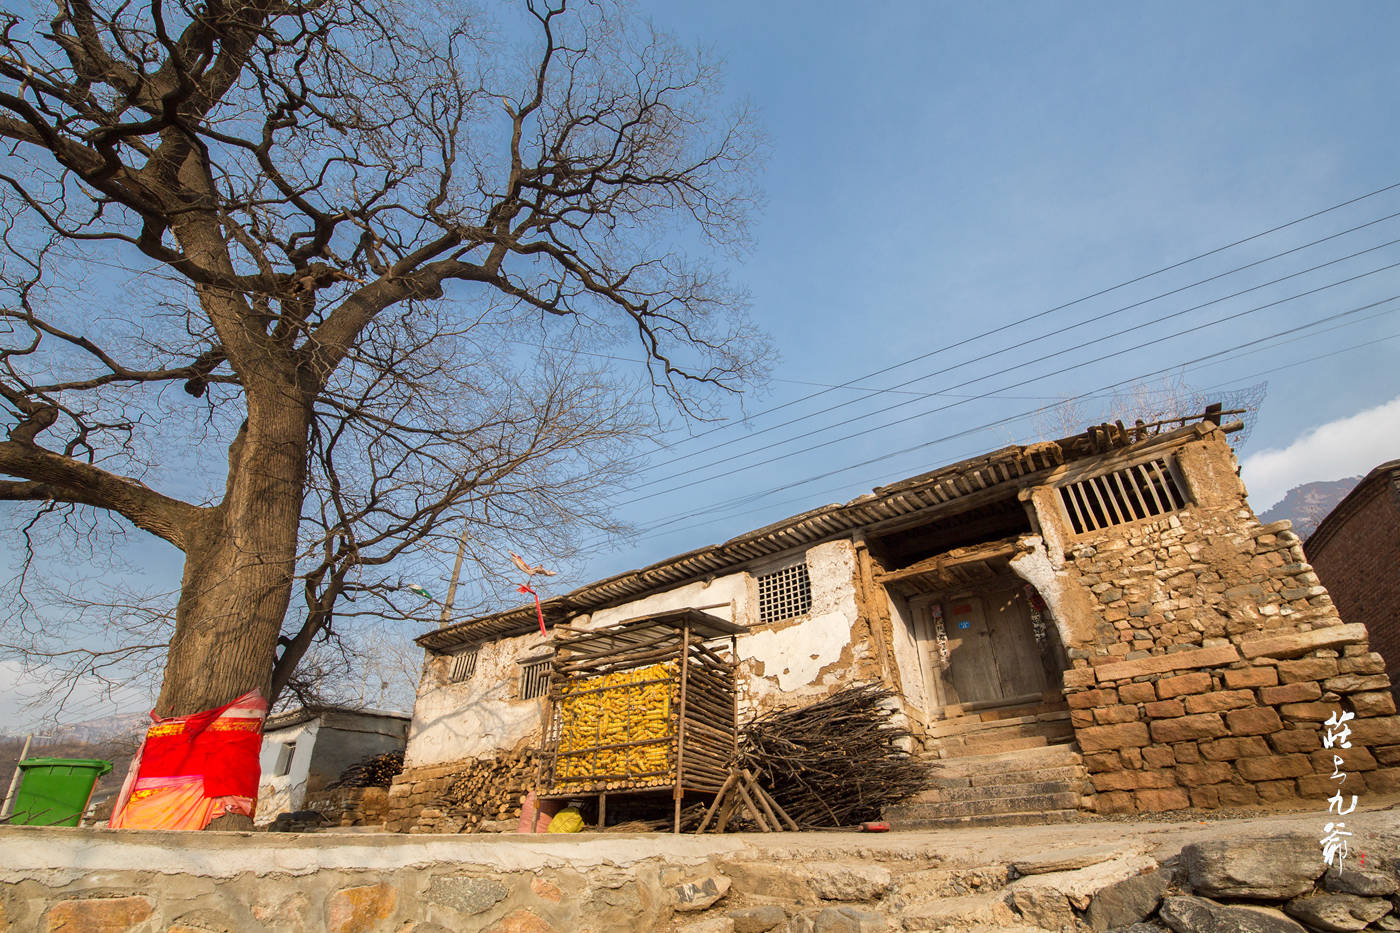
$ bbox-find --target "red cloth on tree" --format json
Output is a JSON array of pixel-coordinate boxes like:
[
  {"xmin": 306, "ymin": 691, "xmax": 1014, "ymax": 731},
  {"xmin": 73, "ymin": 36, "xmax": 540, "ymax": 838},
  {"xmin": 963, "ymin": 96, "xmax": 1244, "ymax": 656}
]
[{"xmin": 109, "ymin": 690, "xmax": 267, "ymax": 830}]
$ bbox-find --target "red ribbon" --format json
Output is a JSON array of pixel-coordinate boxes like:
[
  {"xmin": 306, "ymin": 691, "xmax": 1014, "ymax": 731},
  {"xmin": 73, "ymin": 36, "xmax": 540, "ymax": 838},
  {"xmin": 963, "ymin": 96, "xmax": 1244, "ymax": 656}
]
[{"xmin": 519, "ymin": 583, "xmax": 546, "ymax": 635}]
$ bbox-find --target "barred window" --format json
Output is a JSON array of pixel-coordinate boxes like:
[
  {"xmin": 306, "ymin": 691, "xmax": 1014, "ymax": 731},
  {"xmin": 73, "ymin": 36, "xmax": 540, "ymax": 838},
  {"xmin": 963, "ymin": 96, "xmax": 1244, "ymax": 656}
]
[
  {"xmin": 1058, "ymin": 457, "xmax": 1186, "ymax": 535},
  {"xmin": 757, "ymin": 562, "xmax": 812, "ymax": 624},
  {"xmin": 517, "ymin": 655, "xmax": 552, "ymax": 700},
  {"xmin": 448, "ymin": 647, "xmax": 479, "ymax": 683}
]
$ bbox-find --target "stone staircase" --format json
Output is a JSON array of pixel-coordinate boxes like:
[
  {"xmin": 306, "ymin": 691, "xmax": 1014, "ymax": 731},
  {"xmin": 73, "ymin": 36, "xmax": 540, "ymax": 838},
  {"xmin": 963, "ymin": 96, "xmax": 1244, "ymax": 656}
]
[
  {"xmin": 885, "ymin": 743, "xmax": 1089, "ymax": 828},
  {"xmin": 923, "ymin": 695, "xmax": 1076, "ymax": 758}
]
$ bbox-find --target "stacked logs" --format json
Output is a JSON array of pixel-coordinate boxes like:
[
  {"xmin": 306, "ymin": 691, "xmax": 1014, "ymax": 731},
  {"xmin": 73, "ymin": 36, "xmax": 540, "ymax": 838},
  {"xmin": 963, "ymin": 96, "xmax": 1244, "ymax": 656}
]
[
  {"xmin": 439, "ymin": 748, "xmax": 537, "ymax": 832},
  {"xmin": 331, "ymin": 751, "xmax": 405, "ymax": 789},
  {"xmin": 739, "ymin": 683, "xmax": 929, "ymax": 827}
]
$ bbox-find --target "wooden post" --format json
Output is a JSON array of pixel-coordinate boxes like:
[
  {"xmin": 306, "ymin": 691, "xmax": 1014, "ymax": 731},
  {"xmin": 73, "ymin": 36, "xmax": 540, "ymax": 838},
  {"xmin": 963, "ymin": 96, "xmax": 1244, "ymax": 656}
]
[
  {"xmin": 597, "ymin": 792, "xmax": 606, "ymax": 830},
  {"xmin": 674, "ymin": 623, "xmax": 691, "ymax": 833}
]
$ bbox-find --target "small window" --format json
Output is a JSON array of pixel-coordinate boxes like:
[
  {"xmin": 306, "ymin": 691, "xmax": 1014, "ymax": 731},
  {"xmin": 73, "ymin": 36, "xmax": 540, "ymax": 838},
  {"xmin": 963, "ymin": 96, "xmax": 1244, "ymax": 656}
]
[
  {"xmin": 448, "ymin": 647, "xmax": 479, "ymax": 683},
  {"xmin": 757, "ymin": 561, "xmax": 812, "ymax": 624},
  {"xmin": 273, "ymin": 741, "xmax": 296, "ymax": 777},
  {"xmin": 517, "ymin": 655, "xmax": 552, "ymax": 700},
  {"xmin": 1058, "ymin": 457, "xmax": 1186, "ymax": 535}
]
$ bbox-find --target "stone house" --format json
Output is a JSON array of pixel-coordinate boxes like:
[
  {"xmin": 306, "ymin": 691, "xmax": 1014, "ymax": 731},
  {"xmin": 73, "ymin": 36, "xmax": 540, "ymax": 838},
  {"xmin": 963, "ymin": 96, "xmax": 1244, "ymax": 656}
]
[
  {"xmin": 387, "ymin": 413, "xmax": 1400, "ymax": 830},
  {"xmin": 1306, "ymin": 459, "xmax": 1400, "ymax": 700},
  {"xmin": 256, "ymin": 708, "xmax": 409, "ymax": 826}
]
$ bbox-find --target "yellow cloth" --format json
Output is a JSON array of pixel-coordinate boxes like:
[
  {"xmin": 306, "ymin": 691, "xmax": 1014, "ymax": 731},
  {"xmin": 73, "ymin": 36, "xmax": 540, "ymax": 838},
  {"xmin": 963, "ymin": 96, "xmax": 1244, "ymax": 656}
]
[{"xmin": 546, "ymin": 805, "xmax": 585, "ymax": 833}]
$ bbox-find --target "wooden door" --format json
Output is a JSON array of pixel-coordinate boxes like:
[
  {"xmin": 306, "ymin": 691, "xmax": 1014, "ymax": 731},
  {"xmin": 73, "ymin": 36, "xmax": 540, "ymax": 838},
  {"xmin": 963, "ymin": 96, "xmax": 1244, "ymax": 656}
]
[
  {"xmin": 985, "ymin": 588, "xmax": 1050, "ymax": 697},
  {"xmin": 942, "ymin": 597, "xmax": 1000, "ymax": 705},
  {"xmin": 929, "ymin": 586, "xmax": 1048, "ymax": 709}
]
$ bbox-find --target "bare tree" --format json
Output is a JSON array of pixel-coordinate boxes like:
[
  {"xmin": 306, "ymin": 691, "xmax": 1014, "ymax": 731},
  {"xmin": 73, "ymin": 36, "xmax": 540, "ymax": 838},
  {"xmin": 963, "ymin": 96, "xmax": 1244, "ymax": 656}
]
[
  {"xmin": 1032, "ymin": 375, "xmax": 1267, "ymax": 451},
  {"xmin": 0, "ymin": 0, "xmax": 765, "ymax": 780}
]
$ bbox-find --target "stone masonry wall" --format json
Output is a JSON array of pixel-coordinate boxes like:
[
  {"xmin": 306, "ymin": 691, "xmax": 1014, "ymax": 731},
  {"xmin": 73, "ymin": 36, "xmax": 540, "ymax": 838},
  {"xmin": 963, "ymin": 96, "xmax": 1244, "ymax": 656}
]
[
  {"xmin": 304, "ymin": 786, "xmax": 392, "ymax": 828},
  {"xmin": 384, "ymin": 759, "xmax": 474, "ymax": 833},
  {"xmin": 1058, "ymin": 498, "xmax": 1400, "ymax": 814},
  {"xmin": 385, "ymin": 750, "xmax": 536, "ymax": 833}
]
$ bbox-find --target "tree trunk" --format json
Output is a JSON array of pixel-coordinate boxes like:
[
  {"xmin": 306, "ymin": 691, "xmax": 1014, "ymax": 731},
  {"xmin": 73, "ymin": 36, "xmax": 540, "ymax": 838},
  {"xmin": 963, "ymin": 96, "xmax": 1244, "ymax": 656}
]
[{"xmin": 154, "ymin": 388, "xmax": 312, "ymax": 718}]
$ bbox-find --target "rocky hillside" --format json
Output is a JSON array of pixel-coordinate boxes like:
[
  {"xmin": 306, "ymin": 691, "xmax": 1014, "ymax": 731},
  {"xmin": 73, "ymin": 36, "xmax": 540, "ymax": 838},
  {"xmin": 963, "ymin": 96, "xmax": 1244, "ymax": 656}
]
[{"xmin": 1258, "ymin": 476, "xmax": 1362, "ymax": 540}]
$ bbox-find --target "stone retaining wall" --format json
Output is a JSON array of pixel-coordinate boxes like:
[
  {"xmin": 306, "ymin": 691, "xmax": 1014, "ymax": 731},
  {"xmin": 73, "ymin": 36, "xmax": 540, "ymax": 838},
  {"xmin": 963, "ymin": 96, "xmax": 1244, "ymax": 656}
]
[
  {"xmin": 4, "ymin": 813, "xmax": 1399, "ymax": 932},
  {"xmin": 1059, "ymin": 500, "xmax": 1400, "ymax": 813}
]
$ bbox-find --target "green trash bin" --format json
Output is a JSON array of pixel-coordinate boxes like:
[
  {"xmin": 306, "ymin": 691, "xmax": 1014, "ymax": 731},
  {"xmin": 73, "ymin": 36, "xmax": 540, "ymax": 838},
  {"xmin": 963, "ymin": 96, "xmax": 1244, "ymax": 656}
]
[{"xmin": 9, "ymin": 758, "xmax": 113, "ymax": 827}]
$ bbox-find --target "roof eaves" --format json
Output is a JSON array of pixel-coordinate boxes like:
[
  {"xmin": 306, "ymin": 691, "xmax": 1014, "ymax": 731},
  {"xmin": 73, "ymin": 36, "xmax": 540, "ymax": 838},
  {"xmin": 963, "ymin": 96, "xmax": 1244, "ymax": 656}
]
[{"xmin": 419, "ymin": 420, "xmax": 1218, "ymax": 653}]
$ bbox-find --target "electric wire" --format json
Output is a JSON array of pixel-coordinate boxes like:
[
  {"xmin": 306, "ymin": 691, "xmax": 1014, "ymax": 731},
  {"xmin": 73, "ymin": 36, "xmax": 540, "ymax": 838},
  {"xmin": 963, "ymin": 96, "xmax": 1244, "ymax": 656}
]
[
  {"xmin": 616, "ymin": 294, "xmax": 1400, "ymax": 538},
  {"xmin": 540, "ymin": 180, "xmax": 1400, "ymax": 466},
  {"xmin": 617, "ymin": 205, "xmax": 1400, "ymax": 482},
  {"xmin": 628, "ymin": 328, "xmax": 1400, "ymax": 547},
  {"xmin": 619, "ymin": 253, "xmax": 1400, "ymax": 504}
]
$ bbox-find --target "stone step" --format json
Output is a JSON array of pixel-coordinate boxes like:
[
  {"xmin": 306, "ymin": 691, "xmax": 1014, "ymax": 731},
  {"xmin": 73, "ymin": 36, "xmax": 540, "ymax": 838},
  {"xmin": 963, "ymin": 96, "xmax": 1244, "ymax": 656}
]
[
  {"xmin": 889, "ymin": 790, "xmax": 1082, "ymax": 821},
  {"xmin": 924, "ymin": 743, "xmax": 1084, "ymax": 774},
  {"xmin": 928, "ymin": 764, "xmax": 1086, "ymax": 790},
  {"xmin": 941, "ymin": 732, "xmax": 1072, "ymax": 758},
  {"xmin": 927, "ymin": 709, "xmax": 1071, "ymax": 738},
  {"xmin": 922, "ymin": 778, "xmax": 1087, "ymax": 804},
  {"xmin": 898, "ymin": 892, "xmax": 1020, "ymax": 931},
  {"xmin": 890, "ymin": 808, "xmax": 1081, "ymax": 832}
]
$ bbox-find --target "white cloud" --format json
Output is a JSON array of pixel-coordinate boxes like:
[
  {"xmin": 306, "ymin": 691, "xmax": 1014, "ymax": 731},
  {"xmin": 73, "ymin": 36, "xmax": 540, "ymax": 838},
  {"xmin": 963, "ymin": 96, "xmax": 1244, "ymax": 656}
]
[{"xmin": 1241, "ymin": 395, "xmax": 1400, "ymax": 512}]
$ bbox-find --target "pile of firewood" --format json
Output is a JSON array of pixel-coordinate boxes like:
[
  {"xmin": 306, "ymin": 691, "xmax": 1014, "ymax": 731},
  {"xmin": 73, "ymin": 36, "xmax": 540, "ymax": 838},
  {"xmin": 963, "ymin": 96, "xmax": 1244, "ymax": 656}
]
[
  {"xmin": 440, "ymin": 748, "xmax": 537, "ymax": 832},
  {"xmin": 331, "ymin": 751, "xmax": 404, "ymax": 788},
  {"xmin": 739, "ymin": 684, "xmax": 929, "ymax": 827}
]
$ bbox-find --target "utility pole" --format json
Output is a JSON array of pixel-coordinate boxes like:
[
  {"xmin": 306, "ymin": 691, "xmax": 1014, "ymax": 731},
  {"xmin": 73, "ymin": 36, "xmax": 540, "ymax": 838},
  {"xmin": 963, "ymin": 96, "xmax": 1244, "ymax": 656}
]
[
  {"xmin": 1, "ymin": 733, "xmax": 42, "ymax": 819},
  {"xmin": 439, "ymin": 520, "xmax": 470, "ymax": 628}
]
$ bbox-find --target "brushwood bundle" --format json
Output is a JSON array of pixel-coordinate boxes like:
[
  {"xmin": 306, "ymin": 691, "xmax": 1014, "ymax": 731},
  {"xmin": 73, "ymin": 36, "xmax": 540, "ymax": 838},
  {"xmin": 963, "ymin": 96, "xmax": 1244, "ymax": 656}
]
[{"xmin": 739, "ymin": 683, "xmax": 929, "ymax": 827}]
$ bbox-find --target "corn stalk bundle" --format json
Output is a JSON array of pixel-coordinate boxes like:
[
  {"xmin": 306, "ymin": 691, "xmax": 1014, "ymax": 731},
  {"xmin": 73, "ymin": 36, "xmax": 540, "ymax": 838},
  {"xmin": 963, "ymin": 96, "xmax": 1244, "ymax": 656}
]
[
  {"xmin": 331, "ymin": 751, "xmax": 404, "ymax": 788},
  {"xmin": 552, "ymin": 660, "xmax": 676, "ymax": 791},
  {"xmin": 739, "ymin": 683, "xmax": 929, "ymax": 827}
]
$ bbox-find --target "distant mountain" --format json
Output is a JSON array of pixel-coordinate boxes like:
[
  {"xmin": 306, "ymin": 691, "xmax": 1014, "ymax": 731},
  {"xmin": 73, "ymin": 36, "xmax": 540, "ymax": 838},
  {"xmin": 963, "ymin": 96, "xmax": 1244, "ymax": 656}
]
[
  {"xmin": 1258, "ymin": 476, "xmax": 1362, "ymax": 540},
  {"xmin": 0, "ymin": 712, "xmax": 147, "ymax": 746}
]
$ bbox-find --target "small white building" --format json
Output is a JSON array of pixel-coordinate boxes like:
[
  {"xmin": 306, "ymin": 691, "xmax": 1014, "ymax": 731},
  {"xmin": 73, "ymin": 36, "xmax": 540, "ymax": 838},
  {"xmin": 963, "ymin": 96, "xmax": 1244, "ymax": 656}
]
[{"xmin": 255, "ymin": 708, "xmax": 409, "ymax": 824}]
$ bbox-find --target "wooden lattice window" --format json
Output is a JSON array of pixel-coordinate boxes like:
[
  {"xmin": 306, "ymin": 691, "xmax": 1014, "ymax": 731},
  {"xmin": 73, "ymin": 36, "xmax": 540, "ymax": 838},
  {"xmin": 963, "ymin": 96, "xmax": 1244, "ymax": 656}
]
[
  {"xmin": 757, "ymin": 562, "xmax": 812, "ymax": 623},
  {"xmin": 518, "ymin": 655, "xmax": 552, "ymax": 700},
  {"xmin": 1058, "ymin": 457, "xmax": 1186, "ymax": 534},
  {"xmin": 448, "ymin": 646, "xmax": 479, "ymax": 683}
]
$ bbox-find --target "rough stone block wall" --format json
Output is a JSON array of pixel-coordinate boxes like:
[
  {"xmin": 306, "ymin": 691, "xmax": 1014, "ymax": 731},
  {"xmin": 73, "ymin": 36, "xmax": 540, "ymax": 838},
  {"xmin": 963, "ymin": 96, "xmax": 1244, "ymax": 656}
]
[
  {"xmin": 1307, "ymin": 472, "xmax": 1400, "ymax": 692},
  {"xmin": 1060, "ymin": 506, "xmax": 1400, "ymax": 813},
  {"xmin": 385, "ymin": 760, "xmax": 475, "ymax": 833},
  {"xmin": 305, "ymin": 786, "xmax": 392, "ymax": 828}
]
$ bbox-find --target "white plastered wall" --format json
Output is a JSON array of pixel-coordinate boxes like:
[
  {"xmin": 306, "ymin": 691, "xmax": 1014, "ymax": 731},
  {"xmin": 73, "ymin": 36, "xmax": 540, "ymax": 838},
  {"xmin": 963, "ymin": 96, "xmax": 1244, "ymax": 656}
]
[
  {"xmin": 734, "ymin": 539, "xmax": 866, "ymax": 707},
  {"xmin": 402, "ymin": 538, "xmax": 873, "ymax": 765},
  {"xmin": 255, "ymin": 719, "xmax": 319, "ymax": 824},
  {"xmin": 403, "ymin": 628, "xmax": 552, "ymax": 769},
  {"xmin": 886, "ymin": 590, "xmax": 928, "ymax": 717}
]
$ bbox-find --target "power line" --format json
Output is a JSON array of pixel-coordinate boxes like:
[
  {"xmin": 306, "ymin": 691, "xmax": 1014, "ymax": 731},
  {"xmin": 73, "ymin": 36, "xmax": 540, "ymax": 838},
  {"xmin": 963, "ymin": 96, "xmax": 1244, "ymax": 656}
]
[
  {"xmin": 625, "ymin": 328, "xmax": 1400, "ymax": 547},
  {"xmin": 619, "ymin": 251, "xmax": 1400, "ymax": 502},
  {"xmin": 619, "ymin": 212, "xmax": 1400, "ymax": 485},
  {"xmin": 556, "ymin": 180, "xmax": 1400, "ymax": 464},
  {"xmin": 616, "ymin": 294, "xmax": 1400, "ymax": 537}
]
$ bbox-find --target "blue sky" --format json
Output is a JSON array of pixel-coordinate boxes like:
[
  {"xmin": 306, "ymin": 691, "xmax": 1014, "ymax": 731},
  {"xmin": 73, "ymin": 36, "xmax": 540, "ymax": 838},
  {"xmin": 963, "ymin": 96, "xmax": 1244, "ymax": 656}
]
[
  {"xmin": 6, "ymin": 1, "xmax": 1400, "ymax": 730},
  {"xmin": 575, "ymin": 0, "xmax": 1400, "ymax": 575}
]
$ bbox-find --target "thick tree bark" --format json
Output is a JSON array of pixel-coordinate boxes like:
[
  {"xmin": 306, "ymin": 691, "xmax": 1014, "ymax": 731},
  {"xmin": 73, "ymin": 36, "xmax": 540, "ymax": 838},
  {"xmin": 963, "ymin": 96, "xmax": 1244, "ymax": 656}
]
[{"xmin": 154, "ymin": 387, "xmax": 312, "ymax": 718}]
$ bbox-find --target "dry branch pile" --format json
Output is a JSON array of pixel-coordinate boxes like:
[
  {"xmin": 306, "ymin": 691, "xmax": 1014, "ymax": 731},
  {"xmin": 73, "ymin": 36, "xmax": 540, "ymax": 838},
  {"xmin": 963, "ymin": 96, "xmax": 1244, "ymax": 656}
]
[
  {"xmin": 739, "ymin": 684, "xmax": 929, "ymax": 827},
  {"xmin": 331, "ymin": 751, "xmax": 404, "ymax": 789},
  {"xmin": 439, "ymin": 749, "xmax": 537, "ymax": 832}
]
